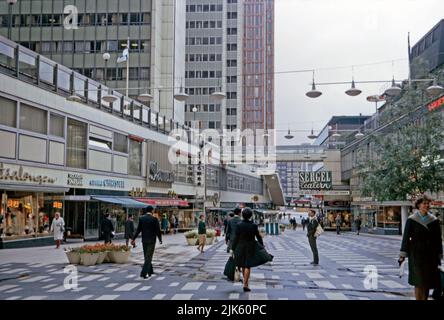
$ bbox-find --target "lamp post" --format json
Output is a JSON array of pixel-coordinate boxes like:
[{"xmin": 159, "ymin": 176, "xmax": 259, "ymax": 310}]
[
  {"xmin": 6, "ymin": 0, "xmax": 17, "ymax": 40},
  {"xmin": 102, "ymin": 52, "xmax": 110, "ymax": 87}
]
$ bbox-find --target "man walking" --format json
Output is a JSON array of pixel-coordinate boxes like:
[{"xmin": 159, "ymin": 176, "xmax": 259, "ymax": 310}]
[
  {"xmin": 355, "ymin": 216, "xmax": 362, "ymax": 235},
  {"xmin": 335, "ymin": 214, "xmax": 342, "ymax": 235},
  {"xmin": 307, "ymin": 210, "xmax": 319, "ymax": 265},
  {"xmin": 226, "ymin": 207, "xmax": 242, "ymax": 253},
  {"xmin": 131, "ymin": 206, "xmax": 162, "ymax": 279},
  {"xmin": 124, "ymin": 214, "xmax": 135, "ymax": 247},
  {"xmin": 101, "ymin": 212, "xmax": 114, "ymax": 244}
]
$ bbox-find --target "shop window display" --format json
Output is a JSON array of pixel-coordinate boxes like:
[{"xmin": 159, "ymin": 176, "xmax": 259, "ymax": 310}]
[{"xmin": 1, "ymin": 191, "xmax": 62, "ymax": 239}]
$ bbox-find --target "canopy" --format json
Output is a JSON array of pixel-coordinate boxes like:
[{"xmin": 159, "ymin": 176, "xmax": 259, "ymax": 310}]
[{"xmin": 91, "ymin": 197, "xmax": 147, "ymax": 208}]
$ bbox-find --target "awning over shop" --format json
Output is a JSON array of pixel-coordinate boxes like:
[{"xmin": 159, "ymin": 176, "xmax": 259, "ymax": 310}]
[
  {"xmin": 91, "ymin": 196, "xmax": 147, "ymax": 208},
  {"xmin": 135, "ymin": 198, "xmax": 189, "ymax": 207},
  {"xmin": 0, "ymin": 184, "xmax": 70, "ymax": 193}
]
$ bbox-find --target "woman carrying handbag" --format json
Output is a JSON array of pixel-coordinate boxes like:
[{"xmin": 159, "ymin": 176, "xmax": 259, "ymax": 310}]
[{"xmin": 232, "ymin": 208, "xmax": 273, "ymax": 292}]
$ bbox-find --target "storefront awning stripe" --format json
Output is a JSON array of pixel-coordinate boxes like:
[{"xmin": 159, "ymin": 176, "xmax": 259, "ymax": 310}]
[
  {"xmin": 91, "ymin": 197, "xmax": 147, "ymax": 208},
  {"xmin": 0, "ymin": 184, "xmax": 70, "ymax": 193}
]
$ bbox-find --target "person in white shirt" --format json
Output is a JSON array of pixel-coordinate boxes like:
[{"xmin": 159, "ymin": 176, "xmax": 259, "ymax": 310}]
[{"xmin": 50, "ymin": 212, "xmax": 65, "ymax": 249}]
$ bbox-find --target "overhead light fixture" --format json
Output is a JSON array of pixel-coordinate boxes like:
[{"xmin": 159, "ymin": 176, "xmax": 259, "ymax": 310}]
[
  {"xmin": 384, "ymin": 78, "xmax": 402, "ymax": 97},
  {"xmin": 426, "ymin": 79, "xmax": 444, "ymax": 96},
  {"xmin": 332, "ymin": 132, "xmax": 341, "ymax": 138},
  {"xmin": 345, "ymin": 80, "xmax": 362, "ymax": 97},
  {"xmin": 307, "ymin": 129, "xmax": 317, "ymax": 140},
  {"xmin": 285, "ymin": 129, "xmax": 294, "ymax": 140},
  {"xmin": 211, "ymin": 90, "xmax": 226, "ymax": 101},
  {"xmin": 355, "ymin": 131, "xmax": 364, "ymax": 138},
  {"xmin": 67, "ymin": 94, "xmax": 83, "ymax": 103},
  {"xmin": 174, "ymin": 82, "xmax": 189, "ymax": 102},
  {"xmin": 306, "ymin": 70, "xmax": 322, "ymax": 98},
  {"xmin": 102, "ymin": 90, "xmax": 118, "ymax": 103},
  {"xmin": 137, "ymin": 92, "xmax": 153, "ymax": 102}
]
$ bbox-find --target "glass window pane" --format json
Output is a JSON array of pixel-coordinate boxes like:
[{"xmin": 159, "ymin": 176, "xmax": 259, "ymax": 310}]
[
  {"xmin": 18, "ymin": 51, "xmax": 36, "ymax": 78},
  {"xmin": 0, "ymin": 96, "xmax": 17, "ymax": 127},
  {"xmin": 114, "ymin": 132, "xmax": 128, "ymax": 153},
  {"xmin": 20, "ymin": 104, "xmax": 47, "ymax": 134},
  {"xmin": 39, "ymin": 61, "xmax": 54, "ymax": 84},
  {"xmin": 57, "ymin": 68, "xmax": 71, "ymax": 91},
  {"xmin": 50, "ymin": 113, "xmax": 64, "ymax": 138},
  {"xmin": 89, "ymin": 136, "xmax": 112, "ymax": 150},
  {"xmin": 128, "ymin": 139, "xmax": 142, "ymax": 175},
  {"xmin": 67, "ymin": 119, "xmax": 87, "ymax": 168}
]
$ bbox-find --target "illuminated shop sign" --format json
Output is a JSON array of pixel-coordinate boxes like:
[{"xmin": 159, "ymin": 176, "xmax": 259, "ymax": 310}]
[{"xmin": 428, "ymin": 96, "xmax": 444, "ymax": 112}]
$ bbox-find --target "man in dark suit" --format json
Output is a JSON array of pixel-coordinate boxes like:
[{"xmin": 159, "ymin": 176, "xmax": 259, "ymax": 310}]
[
  {"xmin": 131, "ymin": 206, "xmax": 162, "ymax": 279},
  {"xmin": 101, "ymin": 212, "xmax": 114, "ymax": 244},
  {"xmin": 226, "ymin": 207, "xmax": 242, "ymax": 253},
  {"xmin": 307, "ymin": 210, "xmax": 319, "ymax": 265}
]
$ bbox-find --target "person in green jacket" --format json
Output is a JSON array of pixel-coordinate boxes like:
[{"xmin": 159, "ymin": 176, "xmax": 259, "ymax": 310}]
[{"xmin": 197, "ymin": 215, "xmax": 207, "ymax": 253}]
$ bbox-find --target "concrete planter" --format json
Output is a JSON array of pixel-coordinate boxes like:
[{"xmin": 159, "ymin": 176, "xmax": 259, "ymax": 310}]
[
  {"xmin": 80, "ymin": 253, "xmax": 99, "ymax": 266},
  {"xmin": 109, "ymin": 251, "xmax": 131, "ymax": 264},
  {"xmin": 65, "ymin": 251, "xmax": 81, "ymax": 265},
  {"xmin": 96, "ymin": 251, "xmax": 108, "ymax": 264},
  {"xmin": 186, "ymin": 237, "xmax": 198, "ymax": 246}
]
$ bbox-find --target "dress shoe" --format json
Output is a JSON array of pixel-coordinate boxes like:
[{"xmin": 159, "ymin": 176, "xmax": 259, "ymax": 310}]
[
  {"xmin": 310, "ymin": 262, "xmax": 319, "ymax": 265},
  {"xmin": 243, "ymin": 287, "xmax": 251, "ymax": 292},
  {"xmin": 140, "ymin": 275, "xmax": 148, "ymax": 279}
]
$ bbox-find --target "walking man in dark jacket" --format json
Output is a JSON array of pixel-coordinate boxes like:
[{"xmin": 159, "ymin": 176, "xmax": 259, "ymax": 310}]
[
  {"xmin": 226, "ymin": 207, "xmax": 242, "ymax": 253},
  {"xmin": 101, "ymin": 213, "xmax": 114, "ymax": 244},
  {"xmin": 131, "ymin": 206, "xmax": 162, "ymax": 279},
  {"xmin": 124, "ymin": 214, "xmax": 135, "ymax": 247},
  {"xmin": 307, "ymin": 210, "xmax": 319, "ymax": 265}
]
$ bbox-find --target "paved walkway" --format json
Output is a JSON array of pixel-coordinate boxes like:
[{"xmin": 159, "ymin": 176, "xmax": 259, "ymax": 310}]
[{"xmin": 0, "ymin": 230, "xmax": 416, "ymax": 300}]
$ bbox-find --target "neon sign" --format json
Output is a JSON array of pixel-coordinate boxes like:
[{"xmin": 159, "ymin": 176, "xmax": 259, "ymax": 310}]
[{"xmin": 428, "ymin": 96, "xmax": 444, "ymax": 112}]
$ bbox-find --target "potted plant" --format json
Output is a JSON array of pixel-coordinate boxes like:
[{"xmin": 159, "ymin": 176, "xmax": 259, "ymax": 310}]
[
  {"xmin": 64, "ymin": 247, "xmax": 81, "ymax": 265},
  {"xmin": 94, "ymin": 244, "xmax": 109, "ymax": 264},
  {"xmin": 206, "ymin": 229, "xmax": 216, "ymax": 245},
  {"xmin": 108, "ymin": 245, "xmax": 131, "ymax": 264},
  {"xmin": 184, "ymin": 230, "xmax": 198, "ymax": 246},
  {"xmin": 79, "ymin": 246, "xmax": 99, "ymax": 266}
]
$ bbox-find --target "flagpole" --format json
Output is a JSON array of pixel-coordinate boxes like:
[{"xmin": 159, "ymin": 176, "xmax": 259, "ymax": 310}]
[{"xmin": 126, "ymin": 37, "xmax": 130, "ymax": 97}]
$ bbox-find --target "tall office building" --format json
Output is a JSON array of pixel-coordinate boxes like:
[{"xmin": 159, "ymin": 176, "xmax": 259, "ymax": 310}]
[
  {"xmin": 0, "ymin": 0, "xmax": 185, "ymax": 122},
  {"xmin": 242, "ymin": 0, "xmax": 274, "ymax": 131},
  {"xmin": 184, "ymin": 0, "xmax": 274, "ymax": 132}
]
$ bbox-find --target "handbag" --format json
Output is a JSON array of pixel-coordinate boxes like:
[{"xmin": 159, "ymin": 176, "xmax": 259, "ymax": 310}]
[
  {"xmin": 314, "ymin": 223, "xmax": 324, "ymax": 238},
  {"xmin": 60, "ymin": 225, "xmax": 65, "ymax": 233},
  {"xmin": 224, "ymin": 256, "xmax": 236, "ymax": 281},
  {"xmin": 234, "ymin": 268, "xmax": 241, "ymax": 282}
]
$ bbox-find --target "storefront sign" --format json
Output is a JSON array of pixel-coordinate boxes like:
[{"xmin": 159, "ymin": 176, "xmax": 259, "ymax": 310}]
[
  {"xmin": 0, "ymin": 163, "xmax": 56, "ymax": 185},
  {"xmin": 297, "ymin": 190, "xmax": 350, "ymax": 196},
  {"xmin": 136, "ymin": 198, "xmax": 189, "ymax": 207},
  {"xmin": 428, "ymin": 96, "xmax": 444, "ymax": 112},
  {"xmin": 324, "ymin": 201, "xmax": 350, "ymax": 207},
  {"xmin": 299, "ymin": 171, "xmax": 332, "ymax": 190},
  {"xmin": 130, "ymin": 187, "xmax": 148, "ymax": 197},
  {"xmin": 89, "ymin": 179, "xmax": 125, "ymax": 189},
  {"xmin": 149, "ymin": 161, "xmax": 175, "ymax": 183},
  {"xmin": 67, "ymin": 173, "xmax": 83, "ymax": 186}
]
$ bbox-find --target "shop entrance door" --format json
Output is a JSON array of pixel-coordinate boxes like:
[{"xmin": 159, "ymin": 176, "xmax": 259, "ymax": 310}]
[
  {"xmin": 85, "ymin": 202, "xmax": 99, "ymax": 240},
  {"xmin": 64, "ymin": 202, "xmax": 85, "ymax": 238}
]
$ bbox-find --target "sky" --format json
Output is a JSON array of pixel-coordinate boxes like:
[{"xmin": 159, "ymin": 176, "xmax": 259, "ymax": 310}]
[{"xmin": 275, "ymin": 0, "xmax": 444, "ymax": 145}]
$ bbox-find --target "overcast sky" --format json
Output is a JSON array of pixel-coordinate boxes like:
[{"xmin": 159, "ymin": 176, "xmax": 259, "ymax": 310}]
[{"xmin": 275, "ymin": 0, "xmax": 444, "ymax": 145}]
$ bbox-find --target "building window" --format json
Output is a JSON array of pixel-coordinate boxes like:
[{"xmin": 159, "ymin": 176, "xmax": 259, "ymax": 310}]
[
  {"xmin": 50, "ymin": 114, "xmax": 65, "ymax": 138},
  {"xmin": 114, "ymin": 133, "xmax": 128, "ymax": 153},
  {"xmin": 89, "ymin": 136, "xmax": 112, "ymax": 150},
  {"xmin": 67, "ymin": 119, "xmax": 87, "ymax": 169},
  {"xmin": 20, "ymin": 104, "xmax": 47, "ymax": 135},
  {"xmin": 128, "ymin": 139, "xmax": 142, "ymax": 176},
  {"xmin": 0, "ymin": 96, "xmax": 16, "ymax": 128}
]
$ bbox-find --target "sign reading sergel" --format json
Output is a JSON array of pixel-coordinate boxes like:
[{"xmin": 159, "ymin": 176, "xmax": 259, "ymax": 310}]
[
  {"xmin": 89, "ymin": 179, "xmax": 125, "ymax": 189},
  {"xmin": 149, "ymin": 161, "xmax": 175, "ymax": 183},
  {"xmin": 299, "ymin": 171, "xmax": 332, "ymax": 190}
]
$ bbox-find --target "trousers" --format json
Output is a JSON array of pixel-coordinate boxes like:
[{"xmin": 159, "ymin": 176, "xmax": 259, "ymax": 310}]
[
  {"xmin": 308, "ymin": 236, "xmax": 319, "ymax": 264},
  {"xmin": 141, "ymin": 242, "xmax": 156, "ymax": 277}
]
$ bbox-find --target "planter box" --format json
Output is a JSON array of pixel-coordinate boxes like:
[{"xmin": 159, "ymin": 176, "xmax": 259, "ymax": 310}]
[
  {"xmin": 65, "ymin": 251, "xmax": 81, "ymax": 265},
  {"xmin": 80, "ymin": 253, "xmax": 99, "ymax": 266},
  {"xmin": 109, "ymin": 251, "xmax": 131, "ymax": 264},
  {"xmin": 205, "ymin": 237, "xmax": 214, "ymax": 245},
  {"xmin": 96, "ymin": 251, "xmax": 108, "ymax": 264},
  {"xmin": 186, "ymin": 237, "xmax": 198, "ymax": 246}
]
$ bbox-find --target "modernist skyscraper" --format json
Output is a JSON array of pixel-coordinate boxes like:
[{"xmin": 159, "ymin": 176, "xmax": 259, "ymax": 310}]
[{"xmin": 184, "ymin": 0, "xmax": 274, "ymax": 132}]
